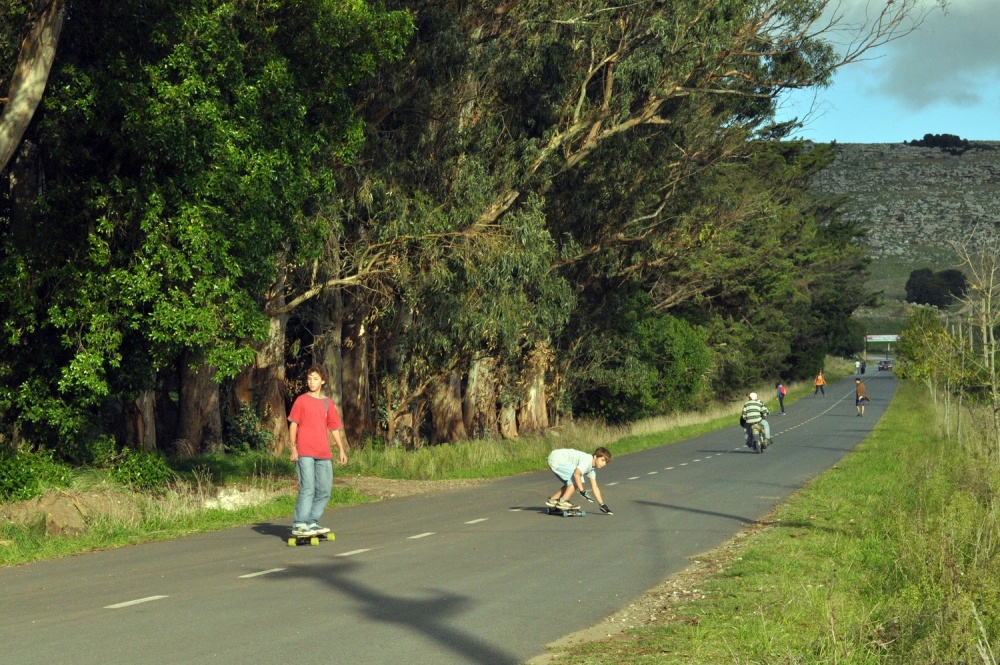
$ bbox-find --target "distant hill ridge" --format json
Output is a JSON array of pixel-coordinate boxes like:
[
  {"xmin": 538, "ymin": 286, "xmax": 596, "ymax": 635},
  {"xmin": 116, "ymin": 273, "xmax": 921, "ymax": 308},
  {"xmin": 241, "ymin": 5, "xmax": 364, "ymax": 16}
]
[{"xmin": 810, "ymin": 141, "xmax": 1000, "ymax": 259}]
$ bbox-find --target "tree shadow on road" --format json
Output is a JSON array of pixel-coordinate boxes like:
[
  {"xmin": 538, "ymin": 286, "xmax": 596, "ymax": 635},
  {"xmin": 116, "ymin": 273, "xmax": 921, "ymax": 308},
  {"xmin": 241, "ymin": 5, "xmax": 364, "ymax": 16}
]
[
  {"xmin": 633, "ymin": 499, "xmax": 753, "ymax": 525},
  {"xmin": 276, "ymin": 560, "xmax": 522, "ymax": 664}
]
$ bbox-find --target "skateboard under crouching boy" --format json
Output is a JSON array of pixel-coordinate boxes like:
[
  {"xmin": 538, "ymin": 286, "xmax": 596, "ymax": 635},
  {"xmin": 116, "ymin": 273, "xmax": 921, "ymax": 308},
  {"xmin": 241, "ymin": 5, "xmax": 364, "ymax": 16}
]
[{"xmin": 547, "ymin": 506, "xmax": 586, "ymax": 517}]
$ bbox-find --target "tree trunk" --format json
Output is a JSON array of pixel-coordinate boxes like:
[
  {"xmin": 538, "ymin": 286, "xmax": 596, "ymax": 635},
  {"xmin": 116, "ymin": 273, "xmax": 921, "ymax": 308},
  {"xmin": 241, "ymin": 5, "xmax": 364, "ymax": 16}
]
[
  {"xmin": 518, "ymin": 342, "xmax": 552, "ymax": 434},
  {"xmin": 410, "ymin": 399, "xmax": 427, "ymax": 449},
  {"xmin": 0, "ymin": 0, "xmax": 68, "ymax": 173},
  {"xmin": 463, "ymin": 356, "xmax": 498, "ymax": 438},
  {"xmin": 125, "ymin": 390, "xmax": 157, "ymax": 452},
  {"xmin": 499, "ymin": 403, "xmax": 518, "ymax": 440},
  {"xmin": 314, "ymin": 290, "xmax": 345, "ymax": 412},
  {"xmin": 431, "ymin": 370, "xmax": 467, "ymax": 444},
  {"xmin": 176, "ymin": 349, "xmax": 223, "ymax": 455},
  {"xmin": 341, "ymin": 318, "xmax": 373, "ymax": 445}
]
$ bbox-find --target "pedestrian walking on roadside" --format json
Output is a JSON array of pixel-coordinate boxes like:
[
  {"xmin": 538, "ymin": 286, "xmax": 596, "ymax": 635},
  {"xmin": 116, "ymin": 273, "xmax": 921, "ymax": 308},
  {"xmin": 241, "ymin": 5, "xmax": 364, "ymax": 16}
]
[
  {"xmin": 855, "ymin": 378, "xmax": 869, "ymax": 417},
  {"xmin": 813, "ymin": 370, "xmax": 826, "ymax": 397},
  {"xmin": 775, "ymin": 382, "xmax": 787, "ymax": 414},
  {"xmin": 855, "ymin": 360, "xmax": 861, "ymax": 375}
]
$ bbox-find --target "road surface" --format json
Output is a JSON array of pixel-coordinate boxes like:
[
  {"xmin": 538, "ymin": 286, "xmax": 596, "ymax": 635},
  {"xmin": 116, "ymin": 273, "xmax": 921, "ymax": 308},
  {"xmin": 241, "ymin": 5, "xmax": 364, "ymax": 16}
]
[{"xmin": 0, "ymin": 373, "xmax": 895, "ymax": 664}]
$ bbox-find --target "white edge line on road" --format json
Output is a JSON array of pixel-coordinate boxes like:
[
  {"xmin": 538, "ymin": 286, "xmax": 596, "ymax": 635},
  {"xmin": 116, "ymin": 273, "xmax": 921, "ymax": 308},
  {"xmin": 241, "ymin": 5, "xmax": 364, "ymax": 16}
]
[
  {"xmin": 465, "ymin": 518, "xmax": 488, "ymax": 525},
  {"xmin": 408, "ymin": 532, "xmax": 435, "ymax": 539},
  {"xmin": 239, "ymin": 568, "xmax": 286, "ymax": 579},
  {"xmin": 104, "ymin": 595, "xmax": 168, "ymax": 609},
  {"xmin": 336, "ymin": 549, "xmax": 372, "ymax": 557}
]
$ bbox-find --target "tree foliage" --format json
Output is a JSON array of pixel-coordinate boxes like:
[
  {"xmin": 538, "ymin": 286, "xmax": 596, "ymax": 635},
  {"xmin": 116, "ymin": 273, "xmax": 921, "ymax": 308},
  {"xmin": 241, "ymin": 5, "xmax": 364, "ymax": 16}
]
[
  {"xmin": 0, "ymin": 0, "xmax": 413, "ymax": 444},
  {"xmin": 0, "ymin": 0, "xmax": 930, "ymax": 456},
  {"xmin": 905, "ymin": 268, "xmax": 967, "ymax": 308}
]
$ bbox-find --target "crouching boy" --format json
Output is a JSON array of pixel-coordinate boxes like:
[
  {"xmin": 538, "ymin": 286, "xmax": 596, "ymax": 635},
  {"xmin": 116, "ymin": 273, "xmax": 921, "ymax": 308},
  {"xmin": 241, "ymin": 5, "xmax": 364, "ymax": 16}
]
[{"xmin": 546, "ymin": 447, "xmax": 613, "ymax": 514}]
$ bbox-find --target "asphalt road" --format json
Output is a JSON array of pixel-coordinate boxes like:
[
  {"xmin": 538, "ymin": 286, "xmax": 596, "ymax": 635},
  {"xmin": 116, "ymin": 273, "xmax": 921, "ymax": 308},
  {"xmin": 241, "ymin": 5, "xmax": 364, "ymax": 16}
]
[{"xmin": 0, "ymin": 372, "xmax": 896, "ymax": 665}]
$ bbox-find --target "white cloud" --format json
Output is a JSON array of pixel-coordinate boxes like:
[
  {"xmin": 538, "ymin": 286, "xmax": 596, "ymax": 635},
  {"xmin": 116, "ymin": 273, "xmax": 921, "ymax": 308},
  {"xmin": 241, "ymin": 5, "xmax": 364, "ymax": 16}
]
[{"xmin": 866, "ymin": 0, "xmax": 1000, "ymax": 109}]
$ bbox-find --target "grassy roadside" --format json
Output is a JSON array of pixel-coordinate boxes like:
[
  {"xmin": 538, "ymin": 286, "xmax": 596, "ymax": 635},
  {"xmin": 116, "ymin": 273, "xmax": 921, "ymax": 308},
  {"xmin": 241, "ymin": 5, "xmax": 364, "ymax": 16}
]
[
  {"xmin": 0, "ymin": 360, "xmax": 850, "ymax": 567},
  {"xmin": 548, "ymin": 379, "xmax": 1000, "ymax": 664},
  {"xmin": 0, "ymin": 485, "xmax": 376, "ymax": 567}
]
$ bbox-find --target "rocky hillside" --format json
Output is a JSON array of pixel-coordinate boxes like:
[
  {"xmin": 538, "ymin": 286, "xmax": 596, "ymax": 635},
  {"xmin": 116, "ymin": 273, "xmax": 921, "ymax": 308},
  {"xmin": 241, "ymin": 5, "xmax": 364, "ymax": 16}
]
[{"xmin": 811, "ymin": 142, "xmax": 1000, "ymax": 260}]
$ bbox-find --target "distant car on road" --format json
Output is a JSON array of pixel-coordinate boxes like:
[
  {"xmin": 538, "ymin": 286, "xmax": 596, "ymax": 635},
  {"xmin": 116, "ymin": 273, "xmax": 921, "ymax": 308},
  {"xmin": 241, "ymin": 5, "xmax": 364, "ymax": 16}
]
[{"xmin": 877, "ymin": 360, "xmax": 892, "ymax": 371}]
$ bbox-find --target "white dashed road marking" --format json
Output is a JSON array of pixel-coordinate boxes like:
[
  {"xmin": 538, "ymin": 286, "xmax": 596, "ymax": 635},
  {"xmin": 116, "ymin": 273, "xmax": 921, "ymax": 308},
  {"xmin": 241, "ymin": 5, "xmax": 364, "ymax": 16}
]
[
  {"xmin": 238, "ymin": 568, "xmax": 285, "ymax": 579},
  {"xmin": 336, "ymin": 549, "xmax": 372, "ymax": 557},
  {"xmin": 408, "ymin": 532, "xmax": 435, "ymax": 540},
  {"xmin": 105, "ymin": 596, "xmax": 168, "ymax": 609},
  {"xmin": 465, "ymin": 518, "xmax": 488, "ymax": 525}
]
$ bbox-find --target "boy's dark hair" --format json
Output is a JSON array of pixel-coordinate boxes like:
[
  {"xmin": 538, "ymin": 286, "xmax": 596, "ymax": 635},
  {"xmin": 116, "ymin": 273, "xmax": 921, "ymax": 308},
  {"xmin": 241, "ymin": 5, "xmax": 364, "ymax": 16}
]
[
  {"xmin": 305, "ymin": 364, "xmax": 327, "ymax": 382},
  {"xmin": 594, "ymin": 446, "xmax": 611, "ymax": 462}
]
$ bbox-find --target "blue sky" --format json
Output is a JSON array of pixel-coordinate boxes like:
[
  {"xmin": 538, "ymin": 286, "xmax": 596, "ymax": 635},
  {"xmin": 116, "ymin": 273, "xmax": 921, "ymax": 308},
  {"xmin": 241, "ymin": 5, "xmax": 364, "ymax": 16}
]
[{"xmin": 775, "ymin": 0, "xmax": 1000, "ymax": 144}]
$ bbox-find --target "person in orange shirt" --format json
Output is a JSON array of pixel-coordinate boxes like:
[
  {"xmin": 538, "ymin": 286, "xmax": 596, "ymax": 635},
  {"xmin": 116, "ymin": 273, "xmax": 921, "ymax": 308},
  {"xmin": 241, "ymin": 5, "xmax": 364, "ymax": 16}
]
[{"xmin": 813, "ymin": 370, "xmax": 826, "ymax": 397}]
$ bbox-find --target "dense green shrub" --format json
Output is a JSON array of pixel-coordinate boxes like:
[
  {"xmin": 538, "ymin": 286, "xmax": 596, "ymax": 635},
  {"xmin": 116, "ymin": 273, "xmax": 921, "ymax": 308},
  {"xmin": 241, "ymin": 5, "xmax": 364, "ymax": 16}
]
[
  {"xmin": 223, "ymin": 404, "xmax": 274, "ymax": 453},
  {"xmin": 0, "ymin": 449, "xmax": 73, "ymax": 502},
  {"xmin": 573, "ymin": 292, "xmax": 712, "ymax": 423},
  {"xmin": 905, "ymin": 267, "xmax": 966, "ymax": 308},
  {"xmin": 109, "ymin": 449, "xmax": 174, "ymax": 491}
]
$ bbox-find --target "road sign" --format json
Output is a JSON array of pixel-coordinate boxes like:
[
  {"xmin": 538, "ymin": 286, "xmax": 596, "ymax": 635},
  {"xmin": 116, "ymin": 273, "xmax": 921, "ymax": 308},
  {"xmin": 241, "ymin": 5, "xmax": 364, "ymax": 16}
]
[{"xmin": 866, "ymin": 335, "xmax": 899, "ymax": 343}]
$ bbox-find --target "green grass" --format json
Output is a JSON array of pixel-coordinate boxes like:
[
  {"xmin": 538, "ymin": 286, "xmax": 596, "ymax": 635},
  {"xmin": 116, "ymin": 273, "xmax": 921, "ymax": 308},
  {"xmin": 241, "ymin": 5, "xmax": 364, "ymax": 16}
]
[
  {"xmin": 0, "ymin": 484, "xmax": 374, "ymax": 567},
  {"xmin": 547, "ymin": 379, "xmax": 1000, "ymax": 664}
]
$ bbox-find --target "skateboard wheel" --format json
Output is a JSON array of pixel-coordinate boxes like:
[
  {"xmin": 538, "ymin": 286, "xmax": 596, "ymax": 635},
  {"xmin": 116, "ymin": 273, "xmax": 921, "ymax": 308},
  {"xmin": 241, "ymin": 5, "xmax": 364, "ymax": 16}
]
[
  {"xmin": 325, "ymin": 533, "xmax": 335, "ymax": 541},
  {"xmin": 310, "ymin": 537, "xmax": 319, "ymax": 546},
  {"xmin": 287, "ymin": 538, "xmax": 297, "ymax": 547}
]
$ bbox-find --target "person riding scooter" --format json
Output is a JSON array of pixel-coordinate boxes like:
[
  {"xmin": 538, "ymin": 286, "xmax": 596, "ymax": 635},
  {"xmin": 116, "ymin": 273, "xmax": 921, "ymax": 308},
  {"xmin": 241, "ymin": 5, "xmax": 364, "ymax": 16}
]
[{"xmin": 741, "ymin": 392, "xmax": 772, "ymax": 448}]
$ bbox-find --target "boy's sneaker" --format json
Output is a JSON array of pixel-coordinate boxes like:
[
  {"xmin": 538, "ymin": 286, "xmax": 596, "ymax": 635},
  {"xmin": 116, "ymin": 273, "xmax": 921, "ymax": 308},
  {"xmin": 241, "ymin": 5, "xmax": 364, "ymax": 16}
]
[
  {"xmin": 545, "ymin": 498, "xmax": 559, "ymax": 508},
  {"xmin": 309, "ymin": 523, "xmax": 330, "ymax": 535},
  {"xmin": 555, "ymin": 499, "xmax": 578, "ymax": 511},
  {"xmin": 292, "ymin": 524, "xmax": 317, "ymax": 537}
]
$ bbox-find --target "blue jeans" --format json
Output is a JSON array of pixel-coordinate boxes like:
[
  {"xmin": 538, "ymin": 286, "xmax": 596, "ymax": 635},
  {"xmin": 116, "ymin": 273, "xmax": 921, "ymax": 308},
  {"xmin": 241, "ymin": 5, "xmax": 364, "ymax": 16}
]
[{"xmin": 294, "ymin": 457, "xmax": 333, "ymax": 526}]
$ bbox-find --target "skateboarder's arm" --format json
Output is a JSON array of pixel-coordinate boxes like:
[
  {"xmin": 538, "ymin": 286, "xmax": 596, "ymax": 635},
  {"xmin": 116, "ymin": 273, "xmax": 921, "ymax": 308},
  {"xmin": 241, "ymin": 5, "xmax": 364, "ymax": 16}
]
[
  {"xmin": 330, "ymin": 428, "xmax": 348, "ymax": 465},
  {"xmin": 590, "ymin": 479, "xmax": 605, "ymax": 506},
  {"xmin": 289, "ymin": 422, "xmax": 299, "ymax": 462}
]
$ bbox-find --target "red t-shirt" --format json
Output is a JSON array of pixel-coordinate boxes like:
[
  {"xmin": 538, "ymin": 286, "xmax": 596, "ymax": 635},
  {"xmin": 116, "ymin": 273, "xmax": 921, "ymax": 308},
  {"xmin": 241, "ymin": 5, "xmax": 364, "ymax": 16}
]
[{"xmin": 288, "ymin": 394, "xmax": 343, "ymax": 459}]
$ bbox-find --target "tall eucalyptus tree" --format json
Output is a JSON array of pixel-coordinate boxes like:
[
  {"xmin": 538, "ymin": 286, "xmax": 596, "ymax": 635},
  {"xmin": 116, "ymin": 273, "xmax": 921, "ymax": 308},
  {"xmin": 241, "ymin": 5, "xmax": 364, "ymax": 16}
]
[{"xmin": 0, "ymin": 0, "xmax": 412, "ymax": 453}]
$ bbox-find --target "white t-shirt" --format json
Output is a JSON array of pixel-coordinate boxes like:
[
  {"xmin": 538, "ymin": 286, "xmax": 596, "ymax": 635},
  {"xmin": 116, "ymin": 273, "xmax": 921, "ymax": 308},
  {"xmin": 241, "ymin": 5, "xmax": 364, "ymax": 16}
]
[{"xmin": 548, "ymin": 449, "xmax": 596, "ymax": 479}]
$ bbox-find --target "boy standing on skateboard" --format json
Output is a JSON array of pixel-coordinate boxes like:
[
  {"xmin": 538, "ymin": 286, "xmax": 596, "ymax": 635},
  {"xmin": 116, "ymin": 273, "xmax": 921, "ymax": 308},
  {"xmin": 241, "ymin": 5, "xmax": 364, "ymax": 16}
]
[
  {"xmin": 546, "ymin": 448, "xmax": 613, "ymax": 514},
  {"xmin": 288, "ymin": 365, "xmax": 348, "ymax": 537}
]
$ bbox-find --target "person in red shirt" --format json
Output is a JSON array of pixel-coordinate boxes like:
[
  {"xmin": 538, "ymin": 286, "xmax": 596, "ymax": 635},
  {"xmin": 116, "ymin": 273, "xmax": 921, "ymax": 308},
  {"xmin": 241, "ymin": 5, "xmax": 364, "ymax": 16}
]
[{"xmin": 288, "ymin": 365, "xmax": 348, "ymax": 537}]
